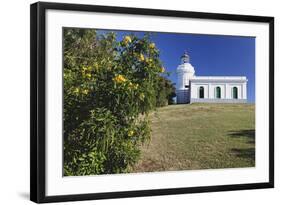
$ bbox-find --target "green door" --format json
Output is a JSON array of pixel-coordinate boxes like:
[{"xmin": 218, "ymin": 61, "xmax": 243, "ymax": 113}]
[
  {"xmin": 199, "ymin": 86, "xmax": 204, "ymax": 98},
  {"xmin": 233, "ymin": 87, "xmax": 238, "ymax": 99},
  {"xmin": 216, "ymin": 87, "xmax": 221, "ymax": 99}
]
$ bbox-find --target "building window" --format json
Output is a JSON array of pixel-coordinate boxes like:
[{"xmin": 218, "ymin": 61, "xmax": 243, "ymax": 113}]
[
  {"xmin": 199, "ymin": 86, "xmax": 204, "ymax": 98},
  {"xmin": 215, "ymin": 87, "xmax": 221, "ymax": 99},
  {"xmin": 232, "ymin": 87, "xmax": 238, "ymax": 99},
  {"xmin": 185, "ymin": 85, "xmax": 189, "ymax": 88}
]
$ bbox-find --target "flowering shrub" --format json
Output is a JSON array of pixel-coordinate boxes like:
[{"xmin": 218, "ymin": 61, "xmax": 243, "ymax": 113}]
[{"xmin": 63, "ymin": 29, "xmax": 167, "ymax": 175}]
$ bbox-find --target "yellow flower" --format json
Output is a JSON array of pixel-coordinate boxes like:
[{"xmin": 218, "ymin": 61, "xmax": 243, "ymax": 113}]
[
  {"xmin": 82, "ymin": 66, "xmax": 91, "ymax": 72},
  {"xmin": 128, "ymin": 82, "xmax": 139, "ymax": 90},
  {"xmin": 139, "ymin": 53, "xmax": 145, "ymax": 62},
  {"xmin": 82, "ymin": 89, "xmax": 89, "ymax": 95},
  {"xmin": 145, "ymin": 58, "xmax": 153, "ymax": 64},
  {"xmin": 149, "ymin": 43, "xmax": 155, "ymax": 49},
  {"xmin": 73, "ymin": 87, "xmax": 79, "ymax": 94},
  {"xmin": 113, "ymin": 74, "xmax": 127, "ymax": 83},
  {"xmin": 128, "ymin": 130, "xmax": 134, "ymax": 137},
  {"xmin": 140, "ymin": 93, "xmax": 145, "ymax": 101},
  {"xmin": 160, "ymin": 66, "xmax": 165, "ymax": 73},
  {"xmin": 134, "ymin": 84, "xmax": 139, "ymax": 89},
  {"xmin": 123, "ymin": 36, "xmax": 132, "ymax": 45},
  {"xmin": 85, "ymin": 73, "xmax": 92, "ymax": 79},
  {"xmin": 128, "ymin": 82, "xmax": 133, "ymax": 88}
]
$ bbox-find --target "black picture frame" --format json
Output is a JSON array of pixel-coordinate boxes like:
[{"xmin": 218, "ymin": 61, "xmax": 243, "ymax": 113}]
[{"xmin": 30, "ymin": 1, "xmax": 274, "ymax": 203}]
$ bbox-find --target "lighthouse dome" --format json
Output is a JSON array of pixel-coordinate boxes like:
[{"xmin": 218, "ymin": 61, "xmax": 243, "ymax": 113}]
[
  {"xmin": 176, "ymin": 50, "xmax": 195, "ymax": 75},
  {"xmin": 176, "ymin": 62, "xmax": 195, "ymax": 74}
]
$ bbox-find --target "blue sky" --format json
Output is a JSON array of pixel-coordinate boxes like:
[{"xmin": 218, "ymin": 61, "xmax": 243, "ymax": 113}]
[{"xmin": 98, "ymin": 29, "xmax": 255, "ymax": 103}]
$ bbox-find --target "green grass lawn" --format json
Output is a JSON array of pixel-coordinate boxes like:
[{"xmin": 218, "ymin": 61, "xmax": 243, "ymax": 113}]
[{"xmin": 132, "ymin": 103, "xmax": 255, "ymax": 172}]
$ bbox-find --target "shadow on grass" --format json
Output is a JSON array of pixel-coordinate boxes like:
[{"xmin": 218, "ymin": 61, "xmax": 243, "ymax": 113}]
[
  {"xmin": 231, "ymin": 148, "xmax": 255, "ymax": 160},
  {"xmin": 228, "ymin": 129, "xmax": 255, "ymax": 144},
  {"xmin": 228, "ymin": 129, "xmax": 255, "ymax": 162}
]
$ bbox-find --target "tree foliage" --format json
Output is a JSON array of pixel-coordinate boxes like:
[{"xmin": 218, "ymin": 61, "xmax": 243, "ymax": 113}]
[
  {"xmin": 156, "ymin": 76, "xmax": 176, "ymax": 106},
  {"xmin": 63, "ymin": 28, "xmax": 174, "ymax": 175}
]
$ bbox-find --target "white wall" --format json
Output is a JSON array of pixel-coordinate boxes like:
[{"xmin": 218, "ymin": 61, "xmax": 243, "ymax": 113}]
[
  {"xmin": 243, "ymin": 82, "xmax": 247, "ymax": 99},
  {"xmin": 191, "ymin": 83, "xmax": 244, "ymax": 99},
  {"xmin": 0, "ymin": 0, "xmax": 280, "ymax": 205},
  {"xmin": 191, "ymin": 84, "xmax": 209, "ymax": 98}
]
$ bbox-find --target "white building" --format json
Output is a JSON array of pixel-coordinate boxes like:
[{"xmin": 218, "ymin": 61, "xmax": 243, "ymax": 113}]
[{"xmin": 176, "ymin": 51, "xmax": 247, "ymax": 104}]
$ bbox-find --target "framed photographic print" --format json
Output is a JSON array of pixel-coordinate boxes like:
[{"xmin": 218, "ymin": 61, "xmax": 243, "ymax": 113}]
[{"xmin": 30, "ymin": 1, "xmax": 274, "ymax": 203}]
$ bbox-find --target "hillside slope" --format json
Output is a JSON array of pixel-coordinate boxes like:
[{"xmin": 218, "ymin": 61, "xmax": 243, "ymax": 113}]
[{"xmin": 132, "ymin": 103, "xmax": 255, "ymax": 172}]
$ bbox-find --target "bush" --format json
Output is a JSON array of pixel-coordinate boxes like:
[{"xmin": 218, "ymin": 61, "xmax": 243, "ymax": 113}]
[{"xmin": 63, "ymin": 28, "xmax": 166, "ymax": 175}]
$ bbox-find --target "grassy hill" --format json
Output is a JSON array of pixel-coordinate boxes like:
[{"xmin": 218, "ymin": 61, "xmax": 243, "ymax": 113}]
[{"xmin": 132, "ymin": 103, "xmax": 255, "ymax": 172}]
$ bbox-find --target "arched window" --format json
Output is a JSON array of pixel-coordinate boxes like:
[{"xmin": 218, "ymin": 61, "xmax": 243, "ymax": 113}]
[
  {"xmin": 199, "ymin": 86, "xmax": 204, "ymax": 98},
  {"xmin": 232, "ymin": 87, "xmax": 238, "ymax": 99},
  {"xmin": 215, "ymin": 87, "xmax": 221, "ymax": 99}
]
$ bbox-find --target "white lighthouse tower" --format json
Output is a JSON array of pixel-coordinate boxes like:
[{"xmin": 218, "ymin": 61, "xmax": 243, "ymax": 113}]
[{"xmin": 176, "ymin": 51, "xmax": 195, "ymax": 104}]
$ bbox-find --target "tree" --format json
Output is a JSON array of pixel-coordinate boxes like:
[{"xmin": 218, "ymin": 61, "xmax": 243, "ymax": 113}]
[
  {"xmin": 63, "ymin": 28, "xmax": 166, "ymax": 175},
  {"xmin": 155, "ymin": 76, "xmax": 176, "ymax": 106}
]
